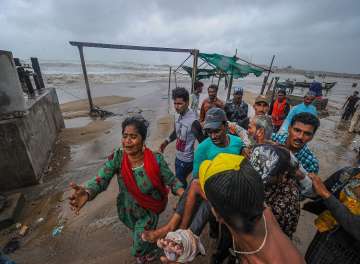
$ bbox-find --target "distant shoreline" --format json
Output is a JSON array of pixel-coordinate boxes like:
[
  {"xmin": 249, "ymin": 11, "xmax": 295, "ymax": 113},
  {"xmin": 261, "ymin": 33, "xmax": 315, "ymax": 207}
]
[{"xmin": 272, "ymin": 67, "xmax": 360, "ymax": 80}]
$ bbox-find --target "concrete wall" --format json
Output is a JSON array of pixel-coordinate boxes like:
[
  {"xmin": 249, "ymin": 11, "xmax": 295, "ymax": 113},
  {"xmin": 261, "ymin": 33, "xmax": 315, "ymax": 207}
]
[
  {"xmin": 0, "ymin": 50, "xmax": 25, "ymax": 114},
  {"xmin": 0, "ymin": 88, "xmax": 64, "ymax": 191}
]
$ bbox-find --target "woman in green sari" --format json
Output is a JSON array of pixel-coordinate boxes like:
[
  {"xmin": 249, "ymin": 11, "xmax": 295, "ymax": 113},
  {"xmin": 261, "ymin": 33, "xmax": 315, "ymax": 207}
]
[{"xmin": 69, "ymin": 116, "xmax": 184, "ymax": 263}]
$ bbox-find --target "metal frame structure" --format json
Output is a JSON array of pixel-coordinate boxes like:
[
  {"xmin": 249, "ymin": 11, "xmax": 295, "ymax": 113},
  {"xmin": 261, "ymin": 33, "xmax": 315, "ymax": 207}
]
[{"xmin": 69, "ymin": 41, "xmax": 198, "ymax": 114}]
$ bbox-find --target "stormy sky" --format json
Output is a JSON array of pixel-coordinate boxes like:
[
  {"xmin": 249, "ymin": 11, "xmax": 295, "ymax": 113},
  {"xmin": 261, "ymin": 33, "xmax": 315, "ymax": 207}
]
[{"xmin": 1, "ymin": 0, "xmax": 359, "ymax": 73}]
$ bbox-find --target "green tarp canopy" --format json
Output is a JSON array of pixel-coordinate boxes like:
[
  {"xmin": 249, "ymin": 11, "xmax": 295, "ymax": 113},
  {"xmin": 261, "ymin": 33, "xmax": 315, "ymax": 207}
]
[
  {"xmin": 182, "ymin": 66, "xmax": 217, "ymax": 80},
  {"xmin": 185, "ymin": 52, "xmax": 264, "ymax": 79}
]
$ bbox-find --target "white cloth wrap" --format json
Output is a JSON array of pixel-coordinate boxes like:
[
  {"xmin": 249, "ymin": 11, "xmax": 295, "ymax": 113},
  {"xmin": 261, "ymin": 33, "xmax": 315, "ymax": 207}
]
[{"xmin": 163, "ymin": 229, "xmax": 205, "ymax": 263}]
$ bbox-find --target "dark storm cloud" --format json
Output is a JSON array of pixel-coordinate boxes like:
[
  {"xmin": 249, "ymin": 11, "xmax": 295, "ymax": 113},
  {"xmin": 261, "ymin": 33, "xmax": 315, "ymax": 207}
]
[{"xmin": 0, "ymin": 0, "xmax": 359, "ymax": 73}]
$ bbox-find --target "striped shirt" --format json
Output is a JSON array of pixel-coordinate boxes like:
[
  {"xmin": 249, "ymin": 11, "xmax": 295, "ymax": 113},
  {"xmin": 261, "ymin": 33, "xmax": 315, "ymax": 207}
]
[{"xmin": 272, "ymin": 132, "xmax": 319, "ymax": 174}]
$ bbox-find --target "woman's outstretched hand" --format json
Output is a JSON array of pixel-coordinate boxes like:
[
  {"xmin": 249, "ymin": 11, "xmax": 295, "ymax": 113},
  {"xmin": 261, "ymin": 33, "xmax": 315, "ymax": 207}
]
[
  {"xmin": 308, "ymin": 173, "xmax": 331, "ymax": 199},
  {"xmin": 69, "ymin": 182, "xmax": 89, "ymax": 214}
]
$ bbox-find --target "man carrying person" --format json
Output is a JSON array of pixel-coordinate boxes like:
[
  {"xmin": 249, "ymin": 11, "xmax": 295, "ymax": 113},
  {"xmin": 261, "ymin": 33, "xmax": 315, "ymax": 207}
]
[
  {"xmin": 159, "ymin": 87, "xmax": 205, "ymax": 188},
  {"xmin": 199, "ymin": 84, "xmax": 225, "ymax": 124},
  {"xmin": 199, "ymin": 154, "xmax": 305, "ymax": 264},
  {"xmin": 224, "ymin": 86, "xmax": 250, "ymax": 129},
  {"xmin": 269, "ymin": 89, "xmax": 290, "ymax": 132},
  {"xmin": 342, "ymin": 91, "xmax": 359, "ymax": 121},
  {"xmin": 190, "ymin": 81, "xmax": 203, "ymax": 115},
  {"xmin": 142, "ymin": 108, "xmax": 245, "ymax": 243},
  {"xmin": 279, "ymin": 91, "xmax": 318, "ymax": 132}
]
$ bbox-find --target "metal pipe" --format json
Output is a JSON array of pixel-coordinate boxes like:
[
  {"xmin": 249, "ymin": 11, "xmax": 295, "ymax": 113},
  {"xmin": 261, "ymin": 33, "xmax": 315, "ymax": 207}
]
[
  {"xmin": 236, "ymin": 56, "xmax": 273, "ymax": 73},
  {"xmin": 191, "ymin": 50, "xmax": 199, "ymax": 93},
  {"xmin": 77, "ymin": 46, "xmax": 94, "ymax": 112},
  {"xmin": 69, "ymin": 41, "xmax": 193, "ymax": 53},
  {"xmin": 168, "ymin": 67, "xmax": 171, "ymax": 113},
  {"xmin": 260, "ymin": 55, "xmax": 275, "ymax": 95}
]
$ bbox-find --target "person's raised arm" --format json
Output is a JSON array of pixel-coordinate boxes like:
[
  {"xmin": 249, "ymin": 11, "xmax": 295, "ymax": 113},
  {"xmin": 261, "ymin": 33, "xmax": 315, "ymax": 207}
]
[
  {"xmin": 309, "ymin": 173, "xmax": 360, "ymax": 240},
  {"xmin": 69, "ymin": 149, "xmax": 120, "ymax": 213},
  {"xmin": 191, "ymin": 120, "xmax": 205, "ymax": 143}
]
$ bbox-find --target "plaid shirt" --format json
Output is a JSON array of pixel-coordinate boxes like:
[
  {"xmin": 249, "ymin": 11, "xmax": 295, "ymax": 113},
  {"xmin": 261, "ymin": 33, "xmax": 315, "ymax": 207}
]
[{"xmin": 272, "ymin": 132, "xmax": 319, "ymax": 174}]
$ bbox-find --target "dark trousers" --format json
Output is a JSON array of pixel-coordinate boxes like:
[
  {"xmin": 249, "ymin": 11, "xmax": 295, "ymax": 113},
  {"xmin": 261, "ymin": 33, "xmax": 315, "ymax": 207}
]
[
  {"xmin": 342, "ymin": 107, "xmax": 355, "ymax": 121},
  {"xmin": 175, "ymin": 158, "xmax": 193, "ymax": 189},
  {"xmin": 175, "ymin": 181, "xmax": 212, "ymax": 236}
]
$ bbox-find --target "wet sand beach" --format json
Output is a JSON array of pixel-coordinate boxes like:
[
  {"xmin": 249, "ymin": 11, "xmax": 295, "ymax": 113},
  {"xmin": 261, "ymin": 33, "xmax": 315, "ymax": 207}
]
[{"xmin": 1, "ymin": 75, "xmax": 360, "ymax": 263}]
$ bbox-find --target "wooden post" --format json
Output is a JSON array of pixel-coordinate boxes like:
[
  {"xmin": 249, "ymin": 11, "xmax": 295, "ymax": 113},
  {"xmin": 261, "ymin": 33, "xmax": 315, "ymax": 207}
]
[
  {"xmin": 271, "ymin": 77, "xmax": 280, "ymax": 105},
  {"xmin": 24, "ymin": 72, "xmax": 35, "ymax": 95},
  {"xmin": 266, "ymin": 77, "xmax": 275, "ymax": 94},
  {"xmin": 30, "ymin": 57, "xmax": 45, "ymax": 88},
  {"xmin": 78, "ymin": 46, "xmax": 94, "ymax": 112},
  {"xmin": 191, "ymin": 49, "xmax": 199, "ymax": 93},
  {"xmin": 227, "ymin": 72, "xmax": 234, "ymax": 101},
  {"xmin": 14, "ymin": 58, "xmax": 21, "ymax": 66},
  {"xmin": 260, "ymin": 55, "xmax": 275, "ymax": 95},
  {"xmin": 168, "ymin": 67, "xmax": 172, "ymax": 113}
]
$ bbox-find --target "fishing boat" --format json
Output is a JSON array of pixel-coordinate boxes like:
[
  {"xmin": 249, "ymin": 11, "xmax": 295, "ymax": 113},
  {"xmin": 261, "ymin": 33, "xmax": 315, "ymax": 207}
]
[
  {"xmin": 293, "ymin": 81, "xmax": 336, "ymax": 91},
  {"xmin": 323, "ymin": 81, "xmax": 337, "ymax": 90},
  {"xmin": 266, "ymin": 81, "xmax": 329, "ymax": 115},
  {"xmin": 295, "ymin": 81, "xmax": 310, "ymax": 88},
  {"xmin": 304, "ymin": 71, "xmax": 315, "ymax": 79}
]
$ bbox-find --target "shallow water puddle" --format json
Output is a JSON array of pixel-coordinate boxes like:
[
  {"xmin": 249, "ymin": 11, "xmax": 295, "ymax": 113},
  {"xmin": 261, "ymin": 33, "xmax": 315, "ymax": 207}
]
[{"xmin": 64, "ymin": 117, "xmax": 92, "ymax": 128}]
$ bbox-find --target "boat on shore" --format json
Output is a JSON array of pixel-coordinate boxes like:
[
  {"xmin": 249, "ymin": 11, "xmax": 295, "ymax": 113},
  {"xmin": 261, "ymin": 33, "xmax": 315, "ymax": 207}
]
[
  {"xmin": 304, "ymin": 71, "xmax": 315, "ymax": 79},
  {"xmin": 279, "ymin": 80, "xmax": 337, "ymax": 91}
]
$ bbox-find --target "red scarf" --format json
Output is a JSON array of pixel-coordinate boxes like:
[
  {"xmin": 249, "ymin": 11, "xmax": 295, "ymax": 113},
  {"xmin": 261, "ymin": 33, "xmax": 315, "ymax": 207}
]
[
  {"xmin": 272, "ymin": 99, "xmax": 287, "ymax": 126},
  {"xmin": 121, "ymin": 147, "xmax": 169, "ymax": 214}
]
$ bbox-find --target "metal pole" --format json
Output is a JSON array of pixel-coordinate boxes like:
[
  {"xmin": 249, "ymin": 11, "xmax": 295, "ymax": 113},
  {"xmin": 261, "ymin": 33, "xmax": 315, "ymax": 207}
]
[
  {"xmin": 168, "ymin": 67, "xmax": 172, "ymax": 113},
  {"xmin": 69, "ymin": 41, "xmax": 193, "ymax": 53},
  {"xmin": 78, "ymin": 46, "xmax": 94, "ymax": 112},
  {"xmin": 260, "ymin": 55, "xmax": 275, "ymax": 95},
  {"xmin": 217, "ymin": 74, "xmax": 221, "ymax": 87},
  {"xmin": 191, "ymin": 50, "xmax": 199, "ymax": 93},
  {"xmin": 227, "ymin": 69, "xmax": 234, "ymax": 101}
]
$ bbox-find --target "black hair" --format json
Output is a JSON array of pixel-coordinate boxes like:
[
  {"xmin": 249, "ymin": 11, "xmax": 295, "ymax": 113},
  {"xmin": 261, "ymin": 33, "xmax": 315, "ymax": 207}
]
[
  {"xmin": 204, "ymin": 159, "xmax": 264, "ymax": 234},
  {"xmin": 194, "ymin": 81, "xmax": 204, "ymax": 89},
  {"xmin": 278, "ymin": 89, "xmax": 286, "ymax": 95},
  {"xmin": 208, "ymin": 84, "xmax": 219, "ymax": 92},
  {"xmin": 290, "ymin": 112, "xmax": 320, "ymax": 133},
  {"xmin": 172, "ymin": 87, "xmax": 189, "ymax": 102},
  {"xmin": 121, "ymin": 115, "xmax": 149, "ymax": 141}
]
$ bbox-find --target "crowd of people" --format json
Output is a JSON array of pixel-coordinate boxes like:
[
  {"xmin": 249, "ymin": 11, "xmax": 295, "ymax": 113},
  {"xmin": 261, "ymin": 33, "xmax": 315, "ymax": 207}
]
[{"xmin": 69, "ymin": 81, "xmax": 360, "ymax": 264}]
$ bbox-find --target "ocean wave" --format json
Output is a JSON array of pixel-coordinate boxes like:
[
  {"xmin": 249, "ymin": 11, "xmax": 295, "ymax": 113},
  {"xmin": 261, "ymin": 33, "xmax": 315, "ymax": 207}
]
[
  {"xmin": 40, "ymin": 61, "xmax": 173, "ymax": 75},
  {"xmin": 44, "ymin": 72, "xmax": 189, "ymax": 86}
]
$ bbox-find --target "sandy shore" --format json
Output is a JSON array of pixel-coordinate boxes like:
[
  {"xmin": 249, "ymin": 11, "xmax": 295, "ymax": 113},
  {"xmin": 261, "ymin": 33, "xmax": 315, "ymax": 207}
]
[{"xmin": 1, "ymin": 79, "xmax": 359, "ymax": 263}]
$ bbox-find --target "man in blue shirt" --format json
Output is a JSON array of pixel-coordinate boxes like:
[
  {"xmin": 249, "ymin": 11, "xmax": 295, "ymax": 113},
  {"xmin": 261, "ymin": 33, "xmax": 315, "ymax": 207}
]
[
  {"xmin": 280, "ymin": 91, "xmax": 318, "ymax": 132},
  {"xmin": 192, "ymin": 107, "xmax": 245, "ymax": 178},
  {"xmin": 272, "ymin": 112, "xmax": 320, "ymax": 174}
]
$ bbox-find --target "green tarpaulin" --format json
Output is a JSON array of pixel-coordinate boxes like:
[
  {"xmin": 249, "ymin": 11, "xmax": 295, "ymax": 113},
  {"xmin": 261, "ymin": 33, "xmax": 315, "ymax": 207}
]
[
  {"xmin": 182, "ymin": 66, "xmax": 217, "ymax": 80},
  {"xmin": 198, "ymin": 52, "xmax": 264, "ymax": 78}
]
